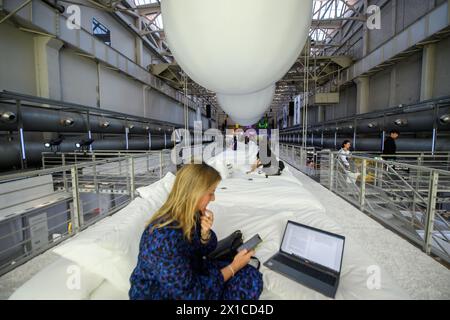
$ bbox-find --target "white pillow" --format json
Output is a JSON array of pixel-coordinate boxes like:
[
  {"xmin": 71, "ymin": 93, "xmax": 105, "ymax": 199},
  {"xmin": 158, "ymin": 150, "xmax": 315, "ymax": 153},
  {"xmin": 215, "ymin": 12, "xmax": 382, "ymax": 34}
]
[
  {"xmin": 136, "ymin": 172, "xmax": 175, "ymax": 206},
  {"xmin": 206, "ymin": 157, "xmax": 234, "ymax": 180},
  {"xmin": 52, "ymin": 197, "xmax": 158, "ymax": 292},
  {"xmin": 9, "ymin": 258, "xmax": 103, "ymax": 300}
]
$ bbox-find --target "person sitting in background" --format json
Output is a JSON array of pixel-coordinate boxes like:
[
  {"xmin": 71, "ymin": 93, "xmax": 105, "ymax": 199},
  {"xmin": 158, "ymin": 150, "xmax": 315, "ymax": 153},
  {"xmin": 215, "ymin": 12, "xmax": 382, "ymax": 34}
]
[
  {"xmin": 338, "ymin": 140, "xmax": 351, "ymax": 170},
  {"xmin": 129, "ymin": 163, "xmax": 263, "ymax": 300},
  {"xmin": 247, "ymin": 142, "xmax": 284, "ymax": 176},
  {"xmin": 383, "ymin": 129, "xmax": 399, "ymax": 161}
]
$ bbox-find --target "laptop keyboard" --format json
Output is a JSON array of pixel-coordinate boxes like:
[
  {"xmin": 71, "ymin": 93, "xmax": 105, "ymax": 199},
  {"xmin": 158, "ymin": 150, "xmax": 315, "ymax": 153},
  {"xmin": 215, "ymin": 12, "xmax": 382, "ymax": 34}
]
[{"xmin": 272, "ymin": 254, "xmax": 337, "ymax": 286}]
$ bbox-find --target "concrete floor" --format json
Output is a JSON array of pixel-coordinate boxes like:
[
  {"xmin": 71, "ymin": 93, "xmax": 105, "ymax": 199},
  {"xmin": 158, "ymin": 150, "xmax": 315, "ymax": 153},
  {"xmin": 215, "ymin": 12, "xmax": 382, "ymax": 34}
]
[{"xmin": 1, "ymin": 164, "xmax": 449, "ymax": 300}]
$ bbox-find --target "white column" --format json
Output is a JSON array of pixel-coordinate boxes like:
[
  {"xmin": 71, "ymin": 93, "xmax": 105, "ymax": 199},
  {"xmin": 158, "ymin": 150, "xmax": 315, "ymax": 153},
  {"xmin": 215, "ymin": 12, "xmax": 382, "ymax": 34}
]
[
  {"xmin": 420, "ymin": 43, "xmax": 436, "ymax": 101},
  {"xmin": 317, "ymin": 105, "xmax": 324, "ymax": 123},
  {"xmin": 389, "ymin": 67, "xmax": 397, "ymax": 107},
  {"xmin": 34, "ymin": 36, "xmax": 64, "ymax": 100},
  {"xmin": 135, "ymin": 16, "xmax": 144, "ymax": 67},
  {"xmin": 355, "ymin": 76, "xmax": 370, "ymax": 114}
]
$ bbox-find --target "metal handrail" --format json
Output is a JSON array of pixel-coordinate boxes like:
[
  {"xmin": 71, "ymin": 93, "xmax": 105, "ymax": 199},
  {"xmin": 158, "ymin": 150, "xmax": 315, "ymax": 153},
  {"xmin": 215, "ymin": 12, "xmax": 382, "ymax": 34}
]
[
  {"xmin": 0, "ymin": 149, "xmax": 177, "ymax": 276},
  {"xmin": 279, "ymin": 143, "xmax": 450, "ymax": 264},
  {"xmin": 382, "ymin": 161, "xmax": 428, "ymax": 204}
]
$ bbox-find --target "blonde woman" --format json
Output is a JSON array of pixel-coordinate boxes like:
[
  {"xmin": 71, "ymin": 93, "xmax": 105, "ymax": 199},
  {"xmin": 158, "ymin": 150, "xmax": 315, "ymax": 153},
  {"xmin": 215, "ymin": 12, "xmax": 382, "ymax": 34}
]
[{"xmin": 129, "ymin": 163, "xmax": 263, "ymax": 300}]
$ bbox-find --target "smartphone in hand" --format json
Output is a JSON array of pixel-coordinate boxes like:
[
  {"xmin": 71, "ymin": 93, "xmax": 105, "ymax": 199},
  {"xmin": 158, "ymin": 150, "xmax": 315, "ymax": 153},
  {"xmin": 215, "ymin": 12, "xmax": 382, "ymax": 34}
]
[{"xmin": 237, "ymin": 234, "xmax": 262, "ymax": 252}]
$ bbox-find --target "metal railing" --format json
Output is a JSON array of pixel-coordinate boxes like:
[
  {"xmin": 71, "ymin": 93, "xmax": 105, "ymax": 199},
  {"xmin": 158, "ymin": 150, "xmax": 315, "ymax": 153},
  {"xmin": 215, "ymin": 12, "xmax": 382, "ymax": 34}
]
[
  {"xmin": 42, "ymin": 150, "xmax": 166, "ymax": 169},
  {"xmin": 0, "ymin": 150, "xmax": 175, "ymax": 276},
  {"xmin": 280, "ymin": 143, "xmax": 450, "ymax": 264},
  {"xmin": 279, "ymin": 144, "xmax": 321, "ymax": 178},
  {"xmin": 352, "ymin": 152, "xmax": 450, "ymax": 172}
]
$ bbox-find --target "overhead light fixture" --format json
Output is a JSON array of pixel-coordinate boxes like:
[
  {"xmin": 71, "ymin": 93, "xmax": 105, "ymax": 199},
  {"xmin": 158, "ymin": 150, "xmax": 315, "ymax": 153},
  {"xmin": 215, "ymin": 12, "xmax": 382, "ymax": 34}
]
[
  {"xmin": 128, "ymin": 124, "xmax": 134, "ymax": 130},
  {"xmin": 75, "ymin": 138, "xmax": 95, "ymax": 149},
  {"xmin": 99, "ymin": 121, "xmax": 110, "ymax": 128},
  {"xmin": 439, "ymin": 114, "xmax": 450, "ymax": 124},
  {"xmin": 394, "ymin": 118, "xmax": 408, "ymax": 126},
  {"xmin": 0, "ymin": 111, "xmax": 16, "ymax": 122},
  {"xmin": 61, "ymin": 118, "xmax": 75, "ymax": 127},
  {"xmin": 368, "ymin": 122, "xmax": 377, "ymax": 128}
]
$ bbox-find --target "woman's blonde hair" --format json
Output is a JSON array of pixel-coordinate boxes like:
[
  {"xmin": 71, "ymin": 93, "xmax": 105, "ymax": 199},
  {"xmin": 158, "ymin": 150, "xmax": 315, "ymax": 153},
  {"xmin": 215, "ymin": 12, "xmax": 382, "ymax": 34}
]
[{"xmin": 147, "ymin": 163, "xmax": 221, "ymax": 241}]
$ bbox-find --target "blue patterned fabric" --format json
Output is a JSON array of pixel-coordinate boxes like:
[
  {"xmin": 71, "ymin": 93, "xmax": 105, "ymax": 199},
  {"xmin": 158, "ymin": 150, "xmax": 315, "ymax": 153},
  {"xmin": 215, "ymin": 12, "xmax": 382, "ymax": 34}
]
[{"xmin": 129, "ymin": 218, "xmax": 263, "ymax": 300}]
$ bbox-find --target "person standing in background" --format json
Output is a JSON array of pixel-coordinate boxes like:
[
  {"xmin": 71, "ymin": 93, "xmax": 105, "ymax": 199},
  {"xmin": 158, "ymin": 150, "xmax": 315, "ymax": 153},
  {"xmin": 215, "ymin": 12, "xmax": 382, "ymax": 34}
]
[
  {"xmin": 383, "ymin": 130, "xmax": 400, "ymax": 161},
  {"xmin": 338, "ymin": 140, "xmax": 352, "ymax": 170}
]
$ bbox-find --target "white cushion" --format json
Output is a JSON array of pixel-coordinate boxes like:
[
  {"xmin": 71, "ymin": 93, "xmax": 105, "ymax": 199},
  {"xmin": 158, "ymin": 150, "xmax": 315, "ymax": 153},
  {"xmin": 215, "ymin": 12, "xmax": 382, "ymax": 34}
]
[
  {"xmin": 9, "ymin": 258, "xmax": 103, "ymax": 300},
  {"xmin": 213, "ymin": 175, "xmax": 323, "ymax": 212},
  {"xmin": 206, "ymin": 142, "xmax": 259, "ymax": 179},
  {"xmin": 206, "ymin": 157, "xmax": 233, "ymax": 179},
  {"xmin": 53, "ymin": 197, "xmax": 158, "ymax": 292},
  {"xmin": 136, "ymin": 172, "xmax": 175, "ymax": 206}
]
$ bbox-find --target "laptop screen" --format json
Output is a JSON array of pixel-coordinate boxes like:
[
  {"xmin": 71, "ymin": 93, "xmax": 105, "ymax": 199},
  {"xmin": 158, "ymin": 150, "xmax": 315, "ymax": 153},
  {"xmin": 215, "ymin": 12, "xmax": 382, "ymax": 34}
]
[{"xmin": 280, "ymin": 222, "xmax": 344, "ymax": 272}]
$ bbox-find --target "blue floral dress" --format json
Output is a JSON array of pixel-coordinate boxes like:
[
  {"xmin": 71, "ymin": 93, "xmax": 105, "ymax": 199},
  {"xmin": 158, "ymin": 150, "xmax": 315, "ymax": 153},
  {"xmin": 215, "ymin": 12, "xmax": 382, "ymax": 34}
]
[{"xmin": 129, "ymin": 219, "xmax": 263, "ymax": 300}]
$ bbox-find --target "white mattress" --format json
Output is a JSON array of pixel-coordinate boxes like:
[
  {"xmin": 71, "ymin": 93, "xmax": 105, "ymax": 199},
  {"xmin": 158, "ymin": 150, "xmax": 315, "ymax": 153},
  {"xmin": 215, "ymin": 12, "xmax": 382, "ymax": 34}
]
[
  {"xmin": 10, "ymin": 149, "xmax": 409, "ymax": 300},
  {"xmin": 209, "ymin": 169, "xmax": 409, "ymax": 299}
]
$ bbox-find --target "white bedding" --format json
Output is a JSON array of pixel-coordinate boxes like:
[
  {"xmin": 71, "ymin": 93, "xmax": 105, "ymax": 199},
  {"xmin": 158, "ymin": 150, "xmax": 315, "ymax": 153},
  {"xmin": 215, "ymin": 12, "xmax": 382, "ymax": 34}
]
[
  {"xmin": 209, "ymin": 171, "xmax": 408, "ymax": 299},
  {"xmin": 206, "ymin": 141, "xmax": 259, "ymax": 178},
  {"xmin": 10, "ymin": 148, "xmax": 409, "ymax": 300}
]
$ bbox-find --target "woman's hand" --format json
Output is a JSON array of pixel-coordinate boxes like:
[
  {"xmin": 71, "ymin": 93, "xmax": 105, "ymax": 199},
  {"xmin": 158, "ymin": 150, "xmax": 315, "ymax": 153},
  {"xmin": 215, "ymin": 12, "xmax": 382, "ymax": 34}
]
[
  {"xmin": 231, "ymin": 249, "xmax": 255, "ymax": 272},
  {"xmin": 220, "ymin": 249, "xmax": 255, "ymax": 282},
  {"xmin": 200, "ymin": 209, "xmax": 214, "ymax": 241}
]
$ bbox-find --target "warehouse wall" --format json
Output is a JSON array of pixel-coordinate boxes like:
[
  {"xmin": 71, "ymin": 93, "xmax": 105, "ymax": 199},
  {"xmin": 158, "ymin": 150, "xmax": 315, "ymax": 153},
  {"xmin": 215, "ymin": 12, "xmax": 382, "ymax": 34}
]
[
  {"xmin": 434, "ymin": 36, "xmax": 450, "ymax": 98},
  {"xmin": 78, "ymin": 2, "xmax": 136, "ymax": 62},
  {"xmin": 60, "ymin": 49, "xmax": 99, "ymax": 107},
  {"xmin": 99, "ymin": 64, "xmax": 144, "ymax": 116},
  {"xmin": 315, "ymin": 0, "xmax": 450, "ymax": 123},
  {"xmin": 0, "ymin": 23, "xmax": 36, "ymax": 96},
  {"xmin": 0, "ymin": 15, "xmax": 207, "ymax": 129},
  {"xmin": 391, "ymin": 52, "xmax": 422, "ymax": 106},
  {"xmin": 321, "ymin": 85, "xmax": 357, "ymax": 123}
]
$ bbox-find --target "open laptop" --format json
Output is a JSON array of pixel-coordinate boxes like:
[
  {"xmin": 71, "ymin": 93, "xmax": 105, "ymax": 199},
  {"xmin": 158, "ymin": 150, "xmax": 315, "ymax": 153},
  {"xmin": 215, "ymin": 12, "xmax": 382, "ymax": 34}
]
[{"xmin": 264, "ymin": 220, "xmax": 345, "ymax": 298}]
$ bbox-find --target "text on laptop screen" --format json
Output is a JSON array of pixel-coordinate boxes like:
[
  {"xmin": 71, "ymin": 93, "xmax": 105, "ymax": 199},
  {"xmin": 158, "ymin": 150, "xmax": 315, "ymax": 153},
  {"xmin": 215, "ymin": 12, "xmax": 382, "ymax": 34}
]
[{"xmin": 281, "ymin": 223, "xmax": 344, "ymax": 272}]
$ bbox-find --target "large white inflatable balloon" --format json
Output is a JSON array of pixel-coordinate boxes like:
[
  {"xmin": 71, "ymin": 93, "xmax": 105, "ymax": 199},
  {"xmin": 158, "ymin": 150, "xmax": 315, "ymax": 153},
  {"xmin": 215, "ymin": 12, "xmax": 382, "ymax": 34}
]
[
  {"xmin": 161, "ymin": 0, "xmax": 313, "ymax": 95},
  {"xmin": 216, "ymin": 84, "xmax": 275, "ymax": 125}
]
